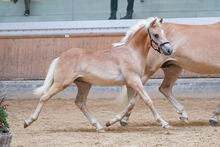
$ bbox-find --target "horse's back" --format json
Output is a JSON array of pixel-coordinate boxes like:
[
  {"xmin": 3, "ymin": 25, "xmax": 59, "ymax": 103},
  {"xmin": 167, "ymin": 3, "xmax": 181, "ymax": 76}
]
[
  {"xmin": 164, "ymin": 21, "xmax": 220, "ymax": 31},
  {"xmin": 163, "ymin": 21, "xmax": 220, "ymax": 74}
]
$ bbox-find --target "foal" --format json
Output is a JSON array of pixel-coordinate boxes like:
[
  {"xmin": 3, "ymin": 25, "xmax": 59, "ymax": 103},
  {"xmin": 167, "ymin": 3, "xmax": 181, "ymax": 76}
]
[{"xmin": 24, "ymin": 17, "xmax": 173, "ymax": 132}]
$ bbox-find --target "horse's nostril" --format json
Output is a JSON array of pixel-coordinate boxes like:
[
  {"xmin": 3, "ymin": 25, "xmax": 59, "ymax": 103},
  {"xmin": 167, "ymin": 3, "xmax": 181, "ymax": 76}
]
[
  {"xmin": 168, "ymin": 49, "xmax": 172, "ymax": 54},
  {"xmin": 163, "ymin": 47, "xmax": 173, "ymax": 55}
]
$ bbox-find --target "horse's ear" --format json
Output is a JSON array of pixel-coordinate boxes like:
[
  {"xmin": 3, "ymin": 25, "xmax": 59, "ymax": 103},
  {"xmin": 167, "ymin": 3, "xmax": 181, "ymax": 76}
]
[
  {"xmin": 150, "ymin": 19, "xmax": 157, "ymax": 28},
  {"xmin": 160, "ymin": 18, "xmax": 163, "ymax": 24}
]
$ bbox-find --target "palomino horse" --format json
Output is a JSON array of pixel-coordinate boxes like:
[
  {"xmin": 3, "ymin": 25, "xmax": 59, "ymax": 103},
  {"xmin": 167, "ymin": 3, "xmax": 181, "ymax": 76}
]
[
  {"xmin": 115, "ymin": 21, "xmax": 220, "ymax": 127},
  {"xmin": 24, "ymin": 17, "xmax": 173, "ymax": 132}
]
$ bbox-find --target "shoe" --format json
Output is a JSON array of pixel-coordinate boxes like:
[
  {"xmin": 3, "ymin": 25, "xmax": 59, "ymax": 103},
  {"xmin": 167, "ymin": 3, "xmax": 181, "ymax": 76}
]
[
  {"xmin": 24, "ymin": 10, "xmax": 30, "ymax": 16},
  {"xmin": 120, "ymin": 12, "xmax": 133, "ymax": 19},
  {"xmin": 108, "ymin": 13, "xmax": 116, "ymax": 20},
  {"xmin": 13, "ymin": 0, "xmax": 18, "ymax": 3}
]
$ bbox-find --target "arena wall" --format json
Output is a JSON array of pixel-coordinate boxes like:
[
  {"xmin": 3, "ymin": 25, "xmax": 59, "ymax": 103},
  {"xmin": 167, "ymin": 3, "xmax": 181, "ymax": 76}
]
[{"xmin": 0, "ymin": 33, "xmax": 122, "ymax": 80}]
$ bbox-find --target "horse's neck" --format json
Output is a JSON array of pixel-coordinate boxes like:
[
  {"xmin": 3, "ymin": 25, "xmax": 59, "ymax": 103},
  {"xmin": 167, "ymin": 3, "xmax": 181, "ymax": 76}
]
[{"xmin": 127, "ymin": 26, "xmax": 149, "ymax": 57}]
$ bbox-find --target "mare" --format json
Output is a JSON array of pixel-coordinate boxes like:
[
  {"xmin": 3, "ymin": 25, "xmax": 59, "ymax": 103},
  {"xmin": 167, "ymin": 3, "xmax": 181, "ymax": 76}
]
[
  {"xmin": 115, "ymin": 21, "xmax": 220, "ymax": 127},
  {"xmin": 24, "ymin": 17, "xmax": 173, "ymax": 132}
]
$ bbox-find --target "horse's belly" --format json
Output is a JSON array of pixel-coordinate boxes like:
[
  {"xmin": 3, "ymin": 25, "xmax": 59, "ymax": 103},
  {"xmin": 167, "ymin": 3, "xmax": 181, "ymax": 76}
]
[
  {"xmin": 80, "ymin": 74, "xmax": 125, "ymax": 86},
  {"xmin": 190, "ymin": 66, "xmax": 220, "ymax": 74},
  {"xmin": 180, "ymin": 61, "xmax": 220, "ymax": 74}
]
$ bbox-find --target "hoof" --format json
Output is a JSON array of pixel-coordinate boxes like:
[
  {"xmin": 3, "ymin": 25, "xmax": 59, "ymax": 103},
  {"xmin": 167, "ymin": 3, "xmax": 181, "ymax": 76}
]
[
  {"xmin": 209, "ymin": 119, "xmax": 218, "ymax": 126},
  {"xmin": 120, "ymin": 120, "xmax": 128, "ymax": 126},
  {"xmin": 97, "ymin": 129, "xmax": 105, "ymax": 133},
  {"xmin": 24, "ymin": 121, "xmax": 28, "ymax": 128},
  {"xmin": 106, "ymin": 122, "xmax": 111, "ymax": 127},
  {"xmin": 180, "ymin": 117, "xmax": 189, "ymax": 123},
  {"xmin": 163, "ymin": 124, "xmax": 171, "ymax": 129}
]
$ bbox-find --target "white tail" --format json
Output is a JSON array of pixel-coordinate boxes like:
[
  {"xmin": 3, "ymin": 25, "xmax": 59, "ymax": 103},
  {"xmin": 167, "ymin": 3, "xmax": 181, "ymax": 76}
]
[
  {"xmin": 33, "ymin": 58, "xmax": 59, "ymax": 96},
  {"xmin": 114, "ymin": 86, "xmax": 129, "ymax": 110}
]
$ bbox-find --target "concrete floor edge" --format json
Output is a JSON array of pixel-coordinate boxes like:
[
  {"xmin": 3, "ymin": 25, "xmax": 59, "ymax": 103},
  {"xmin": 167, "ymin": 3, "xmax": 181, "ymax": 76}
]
[{"xmin": 1, "ymin": 78, "xmax": 220, "ymax": 99}]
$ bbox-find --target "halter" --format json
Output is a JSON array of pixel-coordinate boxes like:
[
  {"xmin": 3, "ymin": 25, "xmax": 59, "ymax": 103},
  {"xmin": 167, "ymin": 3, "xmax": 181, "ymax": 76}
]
[{"xmin": 147, "ymin": 28, "xmax": 170, "ymax": 53}]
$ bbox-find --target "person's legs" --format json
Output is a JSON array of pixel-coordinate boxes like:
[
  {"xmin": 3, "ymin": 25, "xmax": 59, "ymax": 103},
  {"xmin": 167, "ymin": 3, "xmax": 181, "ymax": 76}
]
[
  {"xmin": 109, "ymin": 0, "xmax": 118, "ymax": 19},
  {"xmin": 120, "ymin": 0, "xmax": 134, "ymax": 19},
  {"xmin": 24, "ymin": 0, "xmax": 30, "ymax": 16},
  {"xmin": 126, "ymin": 0, "xmax": 134, "ymax": 13}
]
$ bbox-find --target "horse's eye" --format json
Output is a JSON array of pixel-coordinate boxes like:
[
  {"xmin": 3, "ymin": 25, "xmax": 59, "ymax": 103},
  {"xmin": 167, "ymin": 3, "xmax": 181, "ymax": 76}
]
[{"xmin": 154, "ymin": 34, "xmax": 159, "ymax": 39}]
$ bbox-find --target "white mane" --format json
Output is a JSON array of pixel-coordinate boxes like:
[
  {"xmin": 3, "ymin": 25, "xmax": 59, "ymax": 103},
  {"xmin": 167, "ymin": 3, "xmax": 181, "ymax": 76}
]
[{"xmin": 113, "ymin": 17, "xmax": 160, "ymax": 47}]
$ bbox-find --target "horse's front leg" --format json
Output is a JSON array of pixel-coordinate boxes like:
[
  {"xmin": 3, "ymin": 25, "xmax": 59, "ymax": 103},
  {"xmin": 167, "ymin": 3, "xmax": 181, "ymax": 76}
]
[
  {"xmin": 119, "ymin": 74, "xmax": 151, "ymax": 126},
  {"xmin": 209, "ymin": 103, "xmax": 220, "ymax": 126},
  {"xmin": 119, "ymin": 75, "xmax": 149, "ymax": 126},
  {"xmin": 106, "ymin": 86, "xmax": 135, "ymax": 127},
  {"xmin": 159, "ymin": 65, "xmax": 188, "ymax": 123},
  {"xmin": 119, "ymin": 109, "xmax": 131, "ymax": 126},
  {"xmin": 126, "ymin": 74, "xmax": 170, "ymax": 128}
]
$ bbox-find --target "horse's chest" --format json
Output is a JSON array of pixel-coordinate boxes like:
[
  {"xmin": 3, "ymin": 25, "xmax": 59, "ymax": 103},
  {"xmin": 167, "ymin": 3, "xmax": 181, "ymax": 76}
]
[{"xmin": 124, "ymin": 57, "xmax": 145, "ymax": 75}]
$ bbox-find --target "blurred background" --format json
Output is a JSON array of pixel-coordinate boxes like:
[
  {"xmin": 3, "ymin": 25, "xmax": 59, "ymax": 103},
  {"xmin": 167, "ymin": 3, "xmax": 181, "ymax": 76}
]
[{"xmin": 0, "ymin": 0, "xmax": 220, "ymax": 22}]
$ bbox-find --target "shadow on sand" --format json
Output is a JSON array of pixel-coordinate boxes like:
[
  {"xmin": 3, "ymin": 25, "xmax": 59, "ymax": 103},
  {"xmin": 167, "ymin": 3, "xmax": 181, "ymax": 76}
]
[{"xmin": 45, "ymin": 120, "xmax": 214, "ymax": 133}]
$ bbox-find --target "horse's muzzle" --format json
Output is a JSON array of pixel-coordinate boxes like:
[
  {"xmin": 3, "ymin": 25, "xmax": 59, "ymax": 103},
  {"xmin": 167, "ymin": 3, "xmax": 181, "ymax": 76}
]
[{"xmin": 161, "ymin": 46, "xmax": 173, "ymax": 56}]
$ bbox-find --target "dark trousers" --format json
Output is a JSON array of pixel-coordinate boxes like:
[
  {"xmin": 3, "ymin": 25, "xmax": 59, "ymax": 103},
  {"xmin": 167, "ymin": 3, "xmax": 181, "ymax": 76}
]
[
  {"xmin": 110, "ymin": 0, "xmax": 134, "ymax": 14},
  {"xmin": 25, "ymin": 0, "xmax": 30, "ymax": 11}
]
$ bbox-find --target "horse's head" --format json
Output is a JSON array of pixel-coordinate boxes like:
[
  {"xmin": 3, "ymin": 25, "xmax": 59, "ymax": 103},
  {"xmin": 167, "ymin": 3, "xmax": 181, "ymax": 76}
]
[{"xmin": 148, "ymin": 18, "xmax": 173, "ymax": 55}]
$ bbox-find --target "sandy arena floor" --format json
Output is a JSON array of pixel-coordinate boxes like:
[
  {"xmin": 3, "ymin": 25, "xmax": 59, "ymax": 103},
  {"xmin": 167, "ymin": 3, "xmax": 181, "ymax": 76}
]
[{"xmin": 6, "ymin": 98, "xmax": 220, "ymax": 147}]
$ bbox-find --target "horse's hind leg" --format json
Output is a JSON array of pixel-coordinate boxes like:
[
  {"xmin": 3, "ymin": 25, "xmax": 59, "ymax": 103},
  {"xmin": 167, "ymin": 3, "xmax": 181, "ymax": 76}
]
[
  {"xmin": 24, "ymin": 82, "xmax": 65, "ymax": 128},
  {"xmin": 106, "ymin": 86, "xmax": 135, "ymax": 127},
  {"xmin": 74, "ymin": 81, "xmax": 104, "ymax": 132},
  {"xmin": 159, "ymin": 65, "xmax": 188, "ymax": 123},
  {"xmin": 209, "ymin": 103, "xmax": 220, "ymax": 126}
]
